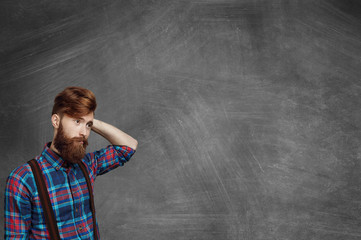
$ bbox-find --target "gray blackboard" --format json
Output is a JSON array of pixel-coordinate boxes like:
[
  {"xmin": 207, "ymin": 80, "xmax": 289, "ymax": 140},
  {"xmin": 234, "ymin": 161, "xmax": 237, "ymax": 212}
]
[{"xmin": 1, "ymin": 0, "xmax": 361, "ymax": 239}]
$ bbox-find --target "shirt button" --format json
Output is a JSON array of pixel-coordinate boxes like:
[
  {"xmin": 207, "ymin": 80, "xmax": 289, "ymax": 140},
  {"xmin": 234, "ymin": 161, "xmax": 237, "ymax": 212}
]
[
  {"xmin": 56, "ymin": 166, "xmax": 60, "ymax": 170},
  {"xmin": 79, "ymin": 226, "xmax": 83, "ymax": 231}
]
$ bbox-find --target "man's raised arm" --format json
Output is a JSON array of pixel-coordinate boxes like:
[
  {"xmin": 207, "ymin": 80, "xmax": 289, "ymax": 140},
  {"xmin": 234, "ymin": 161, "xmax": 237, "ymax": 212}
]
[{"xmin": 91, "ymin": 119, "xmax": 138, "ymax": 150}]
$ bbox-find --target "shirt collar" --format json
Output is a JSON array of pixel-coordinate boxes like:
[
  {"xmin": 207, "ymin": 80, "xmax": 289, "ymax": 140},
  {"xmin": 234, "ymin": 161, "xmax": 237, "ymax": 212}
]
[{"xmin": 41, "ymin": 142, "xmax": 68, "ymax": 170}]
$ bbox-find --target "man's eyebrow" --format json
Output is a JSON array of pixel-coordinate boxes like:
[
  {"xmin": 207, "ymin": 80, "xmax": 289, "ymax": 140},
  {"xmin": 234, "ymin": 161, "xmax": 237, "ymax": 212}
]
[{"xmin": 75, "ymin": 117, "xmax": 85, "ymax": 120}]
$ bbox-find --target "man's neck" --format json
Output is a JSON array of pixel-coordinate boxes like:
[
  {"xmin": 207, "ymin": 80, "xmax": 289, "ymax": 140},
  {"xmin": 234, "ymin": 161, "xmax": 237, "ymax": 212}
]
[{"xmin": 49, "ymin": 141, "xmax": 60, "ymax": 155}]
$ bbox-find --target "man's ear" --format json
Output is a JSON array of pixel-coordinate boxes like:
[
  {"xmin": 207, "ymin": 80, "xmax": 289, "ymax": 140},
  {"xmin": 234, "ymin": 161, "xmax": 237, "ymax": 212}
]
[{"xmin": 51, "ymin": 114, "xmax": 60, "ymax": 129}]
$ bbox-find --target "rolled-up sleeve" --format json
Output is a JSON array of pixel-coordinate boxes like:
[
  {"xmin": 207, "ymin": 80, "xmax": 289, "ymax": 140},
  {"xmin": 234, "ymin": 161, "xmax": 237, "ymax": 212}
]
[{"xmin": 86, "ymin": 145, "xmax": 135, "ymax": 177}]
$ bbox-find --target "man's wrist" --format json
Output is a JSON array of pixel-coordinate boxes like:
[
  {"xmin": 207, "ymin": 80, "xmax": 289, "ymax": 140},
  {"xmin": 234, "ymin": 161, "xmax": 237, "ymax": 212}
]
[{"xmin": 91, "ymin": 119, "xmax": 102, "ymax": 134}]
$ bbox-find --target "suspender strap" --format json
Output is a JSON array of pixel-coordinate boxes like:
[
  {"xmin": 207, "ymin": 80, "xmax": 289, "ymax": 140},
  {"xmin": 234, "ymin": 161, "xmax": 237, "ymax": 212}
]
[
  {"xmin": 78, "ymin": 161, "xmax": 98, "ymax": 240},
  {"xmin": 28, "ymin": 159, "xmax": 61, "ymax": 240},
  {"xmin": 28, "ymin": 159, "xmax": 98, "ymax": 240}
]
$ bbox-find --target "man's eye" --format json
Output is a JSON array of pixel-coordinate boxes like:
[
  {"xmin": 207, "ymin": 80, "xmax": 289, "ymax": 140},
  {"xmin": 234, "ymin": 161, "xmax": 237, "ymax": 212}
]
[{"xmin": 75, "ymin": 120, "xmax": 81, "ymax": 124}]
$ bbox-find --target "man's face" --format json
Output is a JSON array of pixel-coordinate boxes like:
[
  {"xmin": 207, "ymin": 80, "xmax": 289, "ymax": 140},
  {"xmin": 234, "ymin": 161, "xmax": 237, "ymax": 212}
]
[{"xmin": 53, "ymin": 112, "xmax": 94, "ymax": 164}]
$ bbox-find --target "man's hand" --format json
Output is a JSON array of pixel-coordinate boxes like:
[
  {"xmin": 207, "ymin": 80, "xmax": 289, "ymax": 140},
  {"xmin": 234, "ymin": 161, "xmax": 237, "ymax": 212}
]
[{"xmin": 91, "ymin": 119, "xmax": 138, "ymax": 150}]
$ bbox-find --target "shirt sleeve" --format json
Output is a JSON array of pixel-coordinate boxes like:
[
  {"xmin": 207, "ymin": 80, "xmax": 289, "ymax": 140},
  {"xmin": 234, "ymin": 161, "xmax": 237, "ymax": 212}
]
[
  {"xmin": 86, "ymin": 145, "xmax": 135, "ymax": 178},
  {"xmin": 4, "ymin": 167, "xmax": 32, "ymax": 239}
]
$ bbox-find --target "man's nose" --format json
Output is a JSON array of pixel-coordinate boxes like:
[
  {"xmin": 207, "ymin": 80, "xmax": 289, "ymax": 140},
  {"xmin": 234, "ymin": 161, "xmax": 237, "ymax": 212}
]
[{"xmin": 79, "ymin": 125, "xmax": 87, "ymax": 137}]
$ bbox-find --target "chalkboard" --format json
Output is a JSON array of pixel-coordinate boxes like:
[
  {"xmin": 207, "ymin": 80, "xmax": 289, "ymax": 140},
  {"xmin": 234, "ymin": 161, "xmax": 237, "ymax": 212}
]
[{"xmin": 1, "ymin": 1, "xmax": 361, "ymax": 239}]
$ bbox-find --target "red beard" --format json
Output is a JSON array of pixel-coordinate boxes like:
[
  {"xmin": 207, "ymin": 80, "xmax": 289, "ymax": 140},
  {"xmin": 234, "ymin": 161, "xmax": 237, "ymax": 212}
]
[{"xmin": 53, "ymin": 123, "xmax": 89, "ymax": 164}]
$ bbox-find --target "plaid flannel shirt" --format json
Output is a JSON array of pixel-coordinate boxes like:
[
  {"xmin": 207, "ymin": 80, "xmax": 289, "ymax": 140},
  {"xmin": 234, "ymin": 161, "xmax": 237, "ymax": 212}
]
[{"xmin": 5, "ymin": 142, "xmax": 135, "ymax": 239}]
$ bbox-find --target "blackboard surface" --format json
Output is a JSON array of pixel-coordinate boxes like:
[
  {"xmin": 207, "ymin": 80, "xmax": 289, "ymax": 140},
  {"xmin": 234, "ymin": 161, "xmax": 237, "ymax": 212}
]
[{"xmin": 1, "ymin": 1, "xmax": 361, "ymax": 239}]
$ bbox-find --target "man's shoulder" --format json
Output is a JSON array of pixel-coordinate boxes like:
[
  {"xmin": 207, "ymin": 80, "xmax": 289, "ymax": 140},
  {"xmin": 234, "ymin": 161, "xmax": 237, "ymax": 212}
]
[
  {"xmin": 8, "ymin": 145, "xmax": 49, "ymax": 182},
  {"xmin": 5, "ymin": 160, "xmax": 39, "ymax": 198},
  {"xmin": 7, "ymin": 159, "xmax": 36, "ymax": 184}
]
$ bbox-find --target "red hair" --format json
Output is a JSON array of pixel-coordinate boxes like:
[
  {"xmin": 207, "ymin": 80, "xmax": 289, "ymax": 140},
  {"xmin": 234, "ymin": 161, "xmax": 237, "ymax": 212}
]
[{"xmin": 52, "ymin": 86, "xmax": 97, "ymax": 117}]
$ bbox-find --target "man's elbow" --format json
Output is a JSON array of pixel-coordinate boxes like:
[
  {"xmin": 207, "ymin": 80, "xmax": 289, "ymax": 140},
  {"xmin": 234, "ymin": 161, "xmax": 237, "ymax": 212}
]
[{"xmin": 130, "ymin": 139, "xmax": 138, "ymax": 151}]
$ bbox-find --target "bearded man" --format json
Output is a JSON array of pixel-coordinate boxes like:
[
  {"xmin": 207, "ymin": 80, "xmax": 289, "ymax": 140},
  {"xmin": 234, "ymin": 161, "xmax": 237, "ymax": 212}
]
[{"xmin": 4, "ymin": 86, "xmax": 138, "ymax": 239}]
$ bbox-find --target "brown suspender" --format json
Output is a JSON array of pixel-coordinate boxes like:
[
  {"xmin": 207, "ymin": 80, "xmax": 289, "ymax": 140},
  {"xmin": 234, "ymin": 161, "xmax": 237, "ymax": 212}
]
[
  {"xmin": 28, "ymin": 159, "xmax": 61, "ymax": 240},
  {"xmin": 28, "ymin": 159, "xmax": 98, "ymax": 240}
]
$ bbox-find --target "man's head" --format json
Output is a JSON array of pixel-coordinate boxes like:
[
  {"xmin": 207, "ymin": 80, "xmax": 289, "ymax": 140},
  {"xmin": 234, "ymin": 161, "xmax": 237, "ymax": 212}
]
[
  {"xmin": 51, "ymin": 87, "xmax": 97, "ymax": 163},
  {"xmin": 52, "ymin": 86, "xmax": 97, "ymax": 118}
]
